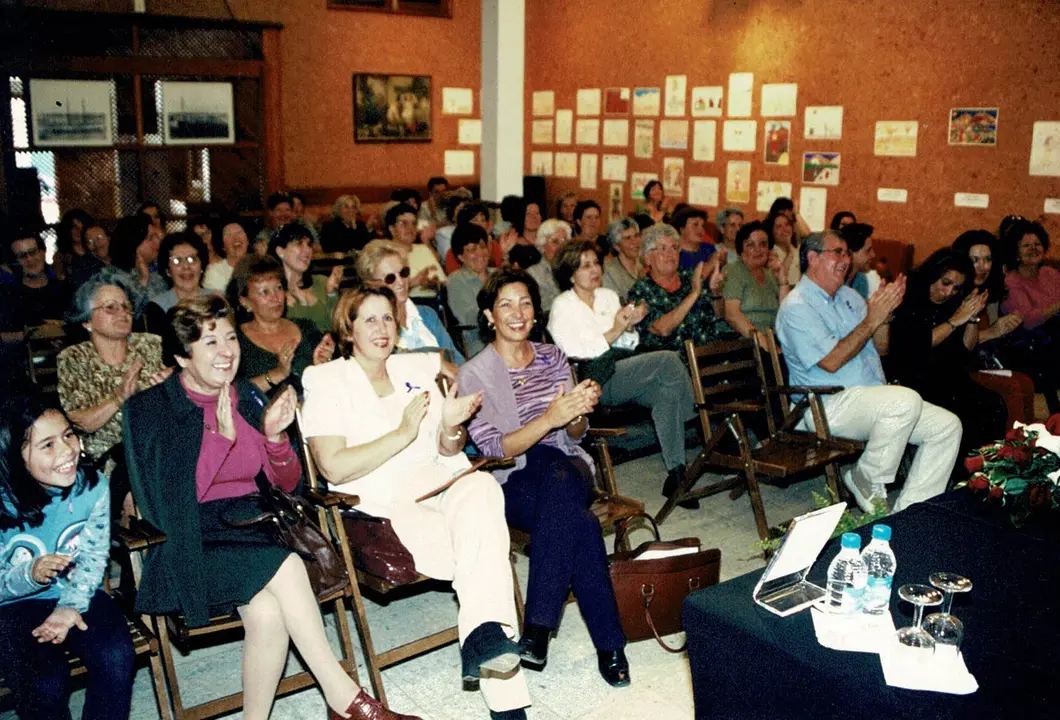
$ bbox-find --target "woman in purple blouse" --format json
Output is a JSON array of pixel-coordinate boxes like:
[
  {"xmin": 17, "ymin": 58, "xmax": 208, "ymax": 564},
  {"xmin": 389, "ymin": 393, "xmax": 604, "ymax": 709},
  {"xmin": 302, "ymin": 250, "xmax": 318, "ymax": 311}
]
[{"xmin": 458, "ymin": 268, "xmax": 630, "ymax": 689}]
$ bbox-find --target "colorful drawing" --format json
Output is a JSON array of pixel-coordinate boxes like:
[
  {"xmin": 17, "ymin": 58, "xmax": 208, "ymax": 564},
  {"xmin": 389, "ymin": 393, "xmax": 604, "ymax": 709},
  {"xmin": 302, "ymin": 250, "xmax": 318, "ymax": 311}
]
[
  {"xmin": 725, "ymin": 161, "xmax": 751, "ymax": 204},
  {"xmin": 632, "ymin": 87, "xmax": 661, "ymax": 117},
  {"xmin": 949, "ymin": 108, "xmax": 998, "ymax": 146},
  {"xmin": 691, "ymin": 86, "xmax": 723, "ymax": 117},
  {"xmin": 605, "ymin": 88, "xmax": 631, "ymax": 115},
  {"xmin": 630, "ymin": 171, "xmax": 659, "ymax": 200},
  {"xmin": 663, "ymin": 157, "xmax": 685, "ymax": 197},
  {"xmin": 802, "ymin": 151, "xmax": 841, "ymax": 185},
  {"xmin": 764, "ymin": 121, "xmax": 791, "ymax": 165},
  {"xmin": 874, "ymin": 121, "xmax": 919, "ymax": 157},
  {"xmin": 659, "ymin": 120, "xmax": 689, "ymax": 150},
  {"xmin": 664, "ymin": 75, "xmax": 687, "ymax": 117},
  {"xmin": 804, "ymin": 106, "xmax": 843, "ymax": 140},
  {"xmin": 634, "ymin": 120, "xmax": 654, "ymax": 159}
]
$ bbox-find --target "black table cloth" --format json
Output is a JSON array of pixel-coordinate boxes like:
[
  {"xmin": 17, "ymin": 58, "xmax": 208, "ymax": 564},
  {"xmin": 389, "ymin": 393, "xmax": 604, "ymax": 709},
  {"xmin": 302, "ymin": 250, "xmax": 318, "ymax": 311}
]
[{"xmin": 683, "ymin": 491, "xmax": 1059, "ymax": 719}]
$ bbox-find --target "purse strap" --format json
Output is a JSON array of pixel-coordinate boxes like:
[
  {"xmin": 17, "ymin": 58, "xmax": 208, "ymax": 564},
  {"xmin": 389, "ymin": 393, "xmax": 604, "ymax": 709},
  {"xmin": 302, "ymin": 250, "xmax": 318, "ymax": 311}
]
[{"xmin": 641, "ymin": 582, "xmax": 689, "ymax": 653}]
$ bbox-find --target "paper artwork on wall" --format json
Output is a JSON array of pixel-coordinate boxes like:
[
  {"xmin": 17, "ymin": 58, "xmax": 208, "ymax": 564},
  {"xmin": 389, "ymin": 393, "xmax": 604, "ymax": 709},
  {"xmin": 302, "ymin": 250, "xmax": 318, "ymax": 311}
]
[
  {"xmin": 602, "ymin": 119, "xmax": 629, "ymax": 147},
  {"xmin": 664, "ymin": 75, "xmax": 687, "ymax": 117},
  {"xmin": 763, "ymin": 121, "xmax": 791, "ymax": 165},
  {"xmin": 877, "ymin": 188, "xmax": 908, "ymax": 203},
  {"xmin": 756, "ymin": 181, "xmax": 793, "ymax": 213},
  {"xmin": 29, "ymin": 79, "xmax": 114, "ymax": 147},
  {"xmin": 457, "ymin": 119, "xmax": 481, "ymax": 145},
  {"xmin": 633, "ymin": 87, "xmax": 661, "ymax": 117},
  {"xmin": 609, "ymin": 184, "xmax": 625, "ymax": 223},
  {"xmin": 532, "ymin": 119, "xmax": 554, "ymax": 145},
  {"xmin": 444, "ymin": 150, "xmax": 475, "ymax": 177},
  {"xmin": 693, "ymin": 120, "xmax": 716, "ymax": 162},
  {"xmin": 803, "ymin": 151, "xmax": 841, "ymax": 185},
  {"xmin": 722, "ymin": 120, "xmax": 757, "ymax": 152},
  {"xmin": 1043, "ymin": 198, "xmax": 1060, "ymax": 214},
  {"xmin": 727, "ymin": 72, "xmax": 754, "ymax": 118},
  {"xmin": 659, "ymin": 120, "xmax": 689, "ymax": 150},
  {"xmin": 577, "ymin": 88, "xmax": 601, "ymax": 116},
  {"xmin": 555, "ymin": 109, "xmax": 573, "ymax": 145},
  {"xmin": 726, "ymin": 161, "xmax": 751, "ymax": 203},
  {"xmin": 531, "ymin": 151, "xmax": 553, "ymax": 177},
  {"xmin": 691, "ymin": 86, "xmax": 723, "ymax": 117},
  {"xmin": 634, "ymin": 119, "xmax": 654, "ymax": 159},
  {"xmin": 554, "ymin": 152, "xmax": 578, "ymax": 178},
  {"xmin": 161, "ymin": 81, "xmax": 235, "ymax": 145},
  {"xmin": 954, "ymin": 192, "xmax": 989, "ymax": 209},
  {"xmin": 760, "ymin": 83, "xmax": 797, "ymax": 117},
  {"xmin": 874, "ymin": 121, "xmax": 919, "ymax": 157},
  {"xmin": 1029, "ymin": 121, "xmax": 1060, "ymax": 176},
  {"xmin": 799, "ymin": 186, "xmax": 828, "ymax": 232},
  {"xmin": 532, "ymin": 91, "xmax": 554, "ymax": 117},
  {"xmin": 601, "ymin": 154, "xmax": 628, "ymax": 182},
  {"xmin": 949, "ymin": 108, "xmax": 998, "ymax": 146},
  {"xmin": 605, "ymin": 87, "xmax": 631, "ymax": 115},
  {"xmin": 688, "ymin": 176, "xmax": 720, "ymax": 207},
  {"xmin": 441, "ymin": 87, "xmax": 473, "ymax": 115},
  {"xmin": 576, "ymin": 118, "xmax": 600, "ymax": 145},
  {"xmin": 630, "ymin": 171, "xmax": 660, "ymax": 200},
  {"xmin": 580, "ymin": 153, "xmax": 599, "ymax": 190},
  {"xmin": 662, "ymin": 157, "xmax": 685, "ymax": 197},
  {"xmin": 804, "ymin": 106, "xmax": 843, "ymax": 140}
]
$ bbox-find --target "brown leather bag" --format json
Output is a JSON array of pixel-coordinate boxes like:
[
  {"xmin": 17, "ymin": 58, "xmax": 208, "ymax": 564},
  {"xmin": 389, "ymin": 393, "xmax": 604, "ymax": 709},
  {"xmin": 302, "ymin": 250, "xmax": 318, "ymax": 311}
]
[
  {"xmin": 610, "ymin": 517, "xmax": 722, "ymax": 652},
  {"xmin": 341, "ymin": 510, "xmax": 420, "ymax": 586}
]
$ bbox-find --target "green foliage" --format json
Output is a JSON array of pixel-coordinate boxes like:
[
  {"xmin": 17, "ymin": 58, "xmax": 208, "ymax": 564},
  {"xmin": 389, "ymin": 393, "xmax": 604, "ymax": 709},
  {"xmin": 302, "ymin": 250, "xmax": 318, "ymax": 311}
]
[{"xmin": 753, "ymin": 486, "xmax": 888, "ymax": 552}]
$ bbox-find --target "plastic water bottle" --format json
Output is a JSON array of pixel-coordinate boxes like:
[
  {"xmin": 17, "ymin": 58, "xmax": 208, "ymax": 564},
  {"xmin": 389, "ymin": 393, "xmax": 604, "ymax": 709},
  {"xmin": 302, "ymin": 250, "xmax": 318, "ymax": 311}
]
[
  {"xmin": 825, "ymin": 533, "xmax": 868, "ymax": 614},
  {"xmin": 860, "ymin": 524, "xmax": 897, "ymax": 615}
]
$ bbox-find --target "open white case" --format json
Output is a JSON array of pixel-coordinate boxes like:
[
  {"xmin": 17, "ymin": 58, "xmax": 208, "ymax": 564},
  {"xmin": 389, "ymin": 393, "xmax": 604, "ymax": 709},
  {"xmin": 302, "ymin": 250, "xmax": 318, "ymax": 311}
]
[{"xmin": 752, "ymin": 502, "xmax": 846, "ymax": 617}]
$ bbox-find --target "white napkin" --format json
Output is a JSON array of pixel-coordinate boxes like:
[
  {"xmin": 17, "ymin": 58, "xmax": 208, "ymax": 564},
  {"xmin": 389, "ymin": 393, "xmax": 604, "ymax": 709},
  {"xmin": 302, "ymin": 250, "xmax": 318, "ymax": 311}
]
[
  {"xmin": 810, "ymin": 605, "xmax": 896, "ymax": 653},
  {"xmin": 1013, "ymin": 421, "xmax": 1060, "ymax": 482},
  {"xmin": 879, "ymin": 640, "xmax": 979, "ymax": 694}
]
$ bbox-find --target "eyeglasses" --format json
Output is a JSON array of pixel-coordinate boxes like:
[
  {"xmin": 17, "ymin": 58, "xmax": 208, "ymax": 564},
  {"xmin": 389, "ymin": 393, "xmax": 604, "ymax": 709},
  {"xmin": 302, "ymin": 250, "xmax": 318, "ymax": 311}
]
[
  {"xmin": 381, "ymin": 267, "xmax": 411, "ymax": 285},
  {"xmin": 14, "ymin": 248, "xmax": 41, "ymax": 260},
  {"xmin": 820, "ymin": 248, "xmax": 851, "ymax": 259},
  {"xmin": 169, "ymin": 255, "xmax": 201, "ymax": 266},
  {"xmin": 92, "ymin": 301, "xmax": 133, "ymax": 316}
]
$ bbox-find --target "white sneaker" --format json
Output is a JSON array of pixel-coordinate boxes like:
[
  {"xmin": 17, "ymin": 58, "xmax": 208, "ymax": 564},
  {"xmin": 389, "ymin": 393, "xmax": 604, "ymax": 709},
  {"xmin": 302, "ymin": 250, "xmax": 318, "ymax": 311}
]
[
  {"xmin": 841, "ymin": 466, "xmax": 875, "ymax": 513},
  {"xmin": 870, "ymin": 483, "xmax": 890, "ymax": 514}
]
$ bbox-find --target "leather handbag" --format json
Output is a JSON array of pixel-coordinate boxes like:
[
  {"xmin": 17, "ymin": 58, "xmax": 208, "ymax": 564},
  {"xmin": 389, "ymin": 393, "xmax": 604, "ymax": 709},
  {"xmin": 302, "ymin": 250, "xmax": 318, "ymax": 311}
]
[
  {"xmin": 341, "ymin": 510, "xmax": 420, "ymax": 586},
  {"xmin": 609, "ymin": 514, "xmax": 722, "ymax": 652},
  {"xmin": 224, "ymin": 480, "xmax": 350, "ymax": 602}
]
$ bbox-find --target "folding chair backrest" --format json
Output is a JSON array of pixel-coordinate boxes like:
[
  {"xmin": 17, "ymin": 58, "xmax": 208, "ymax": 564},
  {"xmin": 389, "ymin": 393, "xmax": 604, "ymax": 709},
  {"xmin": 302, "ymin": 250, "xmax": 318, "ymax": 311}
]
[
  {"xmin": 294, "ymin": 407, "xmax": 322, "ymax": 493},
  {"xmin": 751, "ymin": 330, "xmax": 790, "ymax": 437},
  {"xmin": 26, "ymin": 324, "xmax": 67, "ymax": 393},
  {"xmin": 683, "ymin": 337, "xmax": 764, "ymax": 442}
]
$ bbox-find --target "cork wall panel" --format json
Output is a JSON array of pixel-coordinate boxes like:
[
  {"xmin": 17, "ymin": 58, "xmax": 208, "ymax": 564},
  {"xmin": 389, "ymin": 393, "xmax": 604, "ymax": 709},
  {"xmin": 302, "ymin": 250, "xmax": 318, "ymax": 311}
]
[{"xmin": 525, "ymin": 0, "xmax": 1060, "ymax": 260}]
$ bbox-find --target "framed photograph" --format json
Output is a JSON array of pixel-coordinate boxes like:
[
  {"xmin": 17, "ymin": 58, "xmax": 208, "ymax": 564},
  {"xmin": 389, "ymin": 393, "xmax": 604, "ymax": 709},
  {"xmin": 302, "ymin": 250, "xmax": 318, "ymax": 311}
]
[
  {"xmin": 354, "ymin": 73, "xmax": 432, "ymax": 143},
  {"xmin": 30, "ymin": 79, "xmax": 113, "ymax": 147},
  {"xmin": 161, "ymin": 81, "xmax": 235, "ymax": 145}
]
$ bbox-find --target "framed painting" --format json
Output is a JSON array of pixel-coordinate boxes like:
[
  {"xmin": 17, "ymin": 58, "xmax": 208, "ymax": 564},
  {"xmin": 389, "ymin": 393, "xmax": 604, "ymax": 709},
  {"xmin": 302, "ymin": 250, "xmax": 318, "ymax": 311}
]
[{"xmin": 353, "ymin": 73, "xmax": 432, "ymax": 142}]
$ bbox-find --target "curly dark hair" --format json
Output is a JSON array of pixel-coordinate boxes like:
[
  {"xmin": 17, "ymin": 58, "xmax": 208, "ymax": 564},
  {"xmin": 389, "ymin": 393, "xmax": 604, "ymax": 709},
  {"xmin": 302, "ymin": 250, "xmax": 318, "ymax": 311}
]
[{"xmin": 952, "ymin": 229, "xmax": 1006, "ymax": 303}]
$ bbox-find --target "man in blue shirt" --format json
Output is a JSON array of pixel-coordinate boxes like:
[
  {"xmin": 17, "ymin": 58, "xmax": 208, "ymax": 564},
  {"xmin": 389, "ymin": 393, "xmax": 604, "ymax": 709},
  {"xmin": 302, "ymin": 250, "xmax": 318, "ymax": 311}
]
[{"xmin": 776, "ymin": 231, "xmax": 961, "ymax": 513}]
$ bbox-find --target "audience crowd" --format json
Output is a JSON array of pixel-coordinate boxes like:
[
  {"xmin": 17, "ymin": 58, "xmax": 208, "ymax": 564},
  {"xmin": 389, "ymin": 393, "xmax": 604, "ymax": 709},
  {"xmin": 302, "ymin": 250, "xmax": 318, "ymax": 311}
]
[{"xmin": 1, "ymin": 174, "xmax": 1056, "ymax": 719}]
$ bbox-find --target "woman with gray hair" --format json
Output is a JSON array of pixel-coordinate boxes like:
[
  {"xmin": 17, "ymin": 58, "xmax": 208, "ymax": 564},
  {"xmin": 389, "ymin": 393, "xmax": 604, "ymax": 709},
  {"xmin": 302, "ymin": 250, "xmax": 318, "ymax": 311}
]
[
  {"xmin": 526, "ymin": 218, "xmax": 571, "ymax": 312},
  {"xmin": 601, "ymin": 218, "xmax": 644, "ymax": 300},
  {"xmin": 320, "ymin": 193, "xmax": 371, "ymax": 254}
]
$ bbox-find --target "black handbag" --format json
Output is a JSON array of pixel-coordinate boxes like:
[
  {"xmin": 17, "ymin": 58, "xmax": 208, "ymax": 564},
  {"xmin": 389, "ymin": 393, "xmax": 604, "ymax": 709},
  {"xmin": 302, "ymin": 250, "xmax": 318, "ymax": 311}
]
[{"xmin": 574, "ymin": 347, "xmax": 637, "ymax": 387}]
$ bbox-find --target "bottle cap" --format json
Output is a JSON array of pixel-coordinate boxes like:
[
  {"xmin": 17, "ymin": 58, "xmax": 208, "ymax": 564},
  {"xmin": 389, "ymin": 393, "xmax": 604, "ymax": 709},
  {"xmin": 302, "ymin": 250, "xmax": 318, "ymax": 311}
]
[
  {"xmin": 871, "ymin": 524, "xmax": 892, "ymax": 542},
  {"xmin": 840, "ymin": 532, "xmax": 861, "ymax": 549}
]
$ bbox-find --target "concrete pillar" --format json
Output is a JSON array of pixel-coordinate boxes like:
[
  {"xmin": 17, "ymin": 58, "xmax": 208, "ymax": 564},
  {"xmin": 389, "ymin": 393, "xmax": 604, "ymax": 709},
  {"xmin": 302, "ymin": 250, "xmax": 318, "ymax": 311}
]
[{"xmin": 480, "ymin": 0, "xmax": 524, "ymax": 202}]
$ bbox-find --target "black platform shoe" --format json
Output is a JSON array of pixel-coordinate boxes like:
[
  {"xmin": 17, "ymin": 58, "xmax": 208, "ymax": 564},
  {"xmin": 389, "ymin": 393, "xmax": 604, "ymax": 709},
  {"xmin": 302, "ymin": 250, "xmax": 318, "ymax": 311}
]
[
  {"xmin": 662, "ymin": 464, "xmax": 699, "ymax": 510},
  {"xmin": 517, "ymin": 623, "xmax": 552, "ymax": 670},
  {"xmin": 597, "ymin": 648, "xmax": 631, "ymax": 687},
  {"xmin": 489, "ymin": 709, "xmax": 528, "ymax": 720},
  {"xmin": 461, "ymin": 622, "xmax": 521, "ymax": 685}
]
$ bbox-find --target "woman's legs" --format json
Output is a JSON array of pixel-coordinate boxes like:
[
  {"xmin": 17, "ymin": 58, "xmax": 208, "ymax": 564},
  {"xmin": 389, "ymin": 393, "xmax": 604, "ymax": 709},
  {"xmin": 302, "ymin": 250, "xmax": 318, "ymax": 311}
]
[
  {"xmin": 503, "ymin": 446, "xmax": 625, "ymax": 652},
  {"xmin": 236, "ymin": 589, "xmax": 291, "ymax": 720}
]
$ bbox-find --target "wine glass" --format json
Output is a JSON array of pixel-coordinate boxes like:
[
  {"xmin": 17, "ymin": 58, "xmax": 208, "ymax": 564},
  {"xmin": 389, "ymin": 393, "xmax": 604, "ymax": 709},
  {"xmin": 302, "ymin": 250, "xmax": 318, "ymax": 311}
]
[
  {"xmin": 924, "ymin": 572, "xmax": 972, "ymax": 654},
  {"xmin": 895, "ymin": 583, "xmax": 943, "ymax": 652}
]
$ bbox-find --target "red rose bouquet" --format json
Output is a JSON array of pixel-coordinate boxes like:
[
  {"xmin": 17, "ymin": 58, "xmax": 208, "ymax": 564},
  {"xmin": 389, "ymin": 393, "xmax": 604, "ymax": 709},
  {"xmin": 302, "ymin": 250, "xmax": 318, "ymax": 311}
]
[{"xmin": 958, "ymin": 425, "xmax": 1060, "ymax": 524}]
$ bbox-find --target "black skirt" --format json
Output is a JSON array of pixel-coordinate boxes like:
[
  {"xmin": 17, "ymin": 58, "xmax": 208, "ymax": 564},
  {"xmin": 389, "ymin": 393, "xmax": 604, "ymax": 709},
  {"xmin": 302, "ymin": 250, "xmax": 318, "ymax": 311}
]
[{"xmin": 198, "ymin": 496, "xmax": 292, "ymax": 619}]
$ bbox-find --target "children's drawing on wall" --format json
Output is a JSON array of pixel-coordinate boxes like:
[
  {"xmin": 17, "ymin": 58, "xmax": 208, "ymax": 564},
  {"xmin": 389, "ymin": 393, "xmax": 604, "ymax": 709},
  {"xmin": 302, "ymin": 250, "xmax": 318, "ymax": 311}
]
[
  {"xmin": 874, "ymin": 121, "xmax": 919, "ymax": 157},
  {"xmin": 1029, "ymin": 121, "xmax": 1060, "ymax": 177},
  {"xmin": 802, "ymin": 151, "xmax": 841, "ymax": 185},
  {"xmin": 665, "ymin": 75, "xmax": 687, "ymax": 117},
  {"xmin": 948, "ymin": 108, "xmax": 998, "ymax": 146},
  {"xmin": 691, "ymin": 86, "xmax": 723, "ymax": 117},
  {"xmin": 609, "ymin": 183, "xmax": 624, "ymax": 223},
  {"xmin": 663, "ymin": 157, "xmax": 685, "ymax": 197},
  {"xmin": 634, "ymin": 119, "xmax": 654, "ymax": 159},
  {"xmin": 804, "ymin": 106, "xmax": 843, "ymax": 140},
  {"xmin": 633, "ymin": 87, "xmax": 661, "ymax": 116},
  {"xmin": 763, "ymin": 121, "xmax": 791, "ymax": 165},
  {"xmin": 726, "ymin": 161, "xmax": 751, "ymax": 203}
]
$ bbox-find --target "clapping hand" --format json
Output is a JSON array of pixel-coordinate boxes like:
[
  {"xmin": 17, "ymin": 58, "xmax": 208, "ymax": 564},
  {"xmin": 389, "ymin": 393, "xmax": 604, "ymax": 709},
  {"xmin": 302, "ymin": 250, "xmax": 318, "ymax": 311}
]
[
  {"xmin": 690, "ymin": 262, "xmax": 706, "ymax": 298},
  {"xmin": 32, "ymin": 607, "xmax": 86, "ymax": 645},
  {"xmin": 147, "ymin": 366, "xmax": 173, "ymax": 387},
  {"xmin": 707, "ymin": 254, "xmax": 726, "ymax": 296},
  {"xmin": 216, "ymin": 382, "xmax": 237, "ymax": 441},
  {"xmin": 866, "ymin": 274, "xmax": 906, "ymax": 329},
  {"xmin": 275, "ymin": 341, "xmax": 296, "ymax": 379},
  {"xmin": 397, "ymin": 392, "xmax": 430, "ymax": 444},
  {"xmin": 993, "ymin": 312, "xmax": 1022, "ymax": 337},
  {"xmin": 951, "ymin": 289, "xmax": 989, "ymax": 327},
  {"xmin": 326, "ymin": 265, "xmax": 344, "ymax": 295},
  {"xmin": 263, "ymin": 385, "xmax": 297, "ymax": 442},
  {"xmin": 543, "ymin": 380, "xmax": 600, "ymax": 429},
  {"xmin": 441, "ymin": 379, "xmax": 482, "ymax": 429},
  {"xmin": 115, "ymin": 358, "xmax": 145, "ymax": 403},
  {"xmin": 312, "ymin": 334, "xmax": 336, "ymax": 366}
]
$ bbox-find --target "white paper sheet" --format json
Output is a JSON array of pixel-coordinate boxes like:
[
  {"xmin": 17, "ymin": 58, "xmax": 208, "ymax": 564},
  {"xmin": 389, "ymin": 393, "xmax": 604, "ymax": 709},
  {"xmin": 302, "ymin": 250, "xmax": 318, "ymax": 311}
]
[
  {"xmin": 444, "ymin": 150, "xmax": 474, "ymax": 177},
  {"xmin": 756, "ymin": 181, "xmax": 793, "ymax": 213},
  {"xmin": 1045, "ymin": 198, "xmax": 1060, "ymax": 214},
  {"xmin": 659, "ymin": 119, "xmax": 689, "ymax": 150},
  {"xmin": 664, "ymin": 75, "xmax": 687, "ymax": 117},
  {"xmin": 877, "ymin": 188, "xmax": 908, "ymax": 203},
  {"xmin": 804, "ymin": 106, "xmax": 843, "ymax": 140},
  {"xmin": 530, "ymin": 151, "xmax": 553, "ymax": 177},
  {"xmin": 954, "ymin": 192, "xmax": 990, "ymax": 208},
  {"xmin": 688, "ymin": 176, "xmax": 719, "ymax": 207},
  {"xmin": 579, "ymin": 153, "xmax": 598, "ymax": 190},
  {"xmin": 577, "ymin": 88, "xmax": 601, "ymax": 116},
  {"xmin": 457, "ymin": 118, "xmax": 481, "ymax": 145},
  {"xmin": 554, "ymin": 152, "xmax": 578, "ymax": 178},
  {"xmin": 875, "ymin": 121, "xmax": 919, "ymax": 157},
  {"xmin": 634, "ymin": 119, "xmax": 654, "ymax": 159},
  {"xmin": 531, "ymin": 119, "xmax": 553, "ymax": 145},
  {"xmin": 761, "ymin": 83, "xmax": 797, "ymax": 117},
  {"xmin": 602, "ymin": 119, "xmax": 629, "ymax": 147},
  {"xmin": 810, "ymin": 605, "xmax": 896, "ymax": 653},
  {"xmin": 727, "ymin": 72, "xmax": 754, "ymax": 117},
  {"xmin": 1030, "ymin": 121, "xmax": 1060, "ymax": 176},
  {"xmin": 879, "ymin": 641, "xmax": 979, "ymax": 695},
  {"xmin": 554, "ymin": 109, "xmax": 572, "ymax": 145},
  {"xmin": 693, "ymin": 120, "xmax": 716, "ymax": 162},
  {"xmin": 532, "ymin": 91, "xmax": 554, "ymax": 117},
  {"xmin": 799, "ymin": 186, "xmax": 829, "ymax": 233},
  {"xmin": 762, "ymin": 502, "xmax": 845, "ymax": 582},
  {"xmin": 601, "ymin": 154, "xmax": 627, "ymax": 182},
  {"xmin": 723, "ymin": 120, "xmax": 757, "ymax": 152},
  {"xmin": 441, "ymin": 87, "xmax": 473, "ymax": 115},
  {"xmin": 691, "ymin": 86, "xmax": 723, "ymax": 117},
  {"xmin": 633, "ymin": 87, "xmax": 661, "ymax": 117},
  {"xmin": 576, "ymin": 118, "xmax": 600, "ymax": 146}
]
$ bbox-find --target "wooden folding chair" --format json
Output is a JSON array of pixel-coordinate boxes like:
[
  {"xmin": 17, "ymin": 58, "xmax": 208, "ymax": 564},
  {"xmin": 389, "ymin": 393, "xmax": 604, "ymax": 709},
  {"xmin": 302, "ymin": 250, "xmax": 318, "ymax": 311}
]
[
  {"xmin": 656, "ymin": 334, "xmax": 863, "ymax": 541},
  {"xmin": 25, "ymin": 323, "xmax": 68, "ymax": 393},
  {"xmin": 295, "ymin": 410, "xmax": 524, "ymax": 709}
]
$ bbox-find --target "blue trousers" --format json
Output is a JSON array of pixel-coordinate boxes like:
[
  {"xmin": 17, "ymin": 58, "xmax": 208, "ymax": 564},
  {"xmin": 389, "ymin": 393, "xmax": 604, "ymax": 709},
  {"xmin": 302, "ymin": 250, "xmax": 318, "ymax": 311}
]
[
  {"xmin": 502, "ymin": 445, "xmax": 626, "ymax": 651},
  {"xmin": 0, "ymin": 589, "xmax": 135, "ymax": 720}
]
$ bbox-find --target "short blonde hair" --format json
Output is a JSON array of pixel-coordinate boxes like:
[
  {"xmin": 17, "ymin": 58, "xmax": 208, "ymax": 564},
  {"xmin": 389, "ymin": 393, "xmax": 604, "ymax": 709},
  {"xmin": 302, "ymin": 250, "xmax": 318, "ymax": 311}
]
[
  {"xmin": 332, "ymin": 286, "xmax": 399, "ymax": 359},
  {"xmin": 331, "ymin": 194, "xmax": 361, "ymax": 220},
  {"xmin": 354, "ymin": 240, "xmax": 409, "ymax": 327}
]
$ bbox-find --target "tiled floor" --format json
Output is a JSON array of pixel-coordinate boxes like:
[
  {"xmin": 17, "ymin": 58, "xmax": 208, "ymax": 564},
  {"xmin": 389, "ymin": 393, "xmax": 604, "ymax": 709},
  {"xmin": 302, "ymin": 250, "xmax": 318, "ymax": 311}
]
[{"xmin": 5, "ymin": 448, "xmax": 833, "ymax": 720}]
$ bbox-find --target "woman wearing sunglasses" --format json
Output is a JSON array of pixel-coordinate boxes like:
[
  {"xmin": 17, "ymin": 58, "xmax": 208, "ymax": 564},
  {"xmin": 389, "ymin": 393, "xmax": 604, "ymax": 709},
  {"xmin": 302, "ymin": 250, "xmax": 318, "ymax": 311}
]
[{"xmin": 356, "ymin": 240, "xmax": 465, "ymax": 364}]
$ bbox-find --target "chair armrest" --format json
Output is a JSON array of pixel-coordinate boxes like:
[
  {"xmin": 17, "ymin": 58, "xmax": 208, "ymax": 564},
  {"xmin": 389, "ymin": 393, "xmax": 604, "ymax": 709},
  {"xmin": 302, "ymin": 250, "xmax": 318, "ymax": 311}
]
[
  {"xmin": 114, "ymin": 517, "xmax": 167, "ymax": 552},
  {"xmin": 475, "ymin": 456, "xmax": 516, "ymax": 472},
  {"xmin": 589, "ymin": 427, "xmax": 626, "ymax": 438},
  {"xmin": 768, "ymin": 385, "xmax": 845, "ymax": 396},
  {"xmin": 304, "ymin": 488, "xmax": 361, "ymax": 509},
  {"xmin": 695, "ymin": 400, "xmax": 764, "ymax": 413}
]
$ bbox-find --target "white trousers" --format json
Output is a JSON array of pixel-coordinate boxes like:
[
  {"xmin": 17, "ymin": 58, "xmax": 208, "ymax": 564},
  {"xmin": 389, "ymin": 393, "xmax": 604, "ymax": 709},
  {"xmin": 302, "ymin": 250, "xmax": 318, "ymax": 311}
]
[
  {"xmin": 799, "ymin": 385, "xmax": 962, "ymax": 512},
  {"xmin": 389, "ymin": 471, "xmax": 530, "ymax": 712}
]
